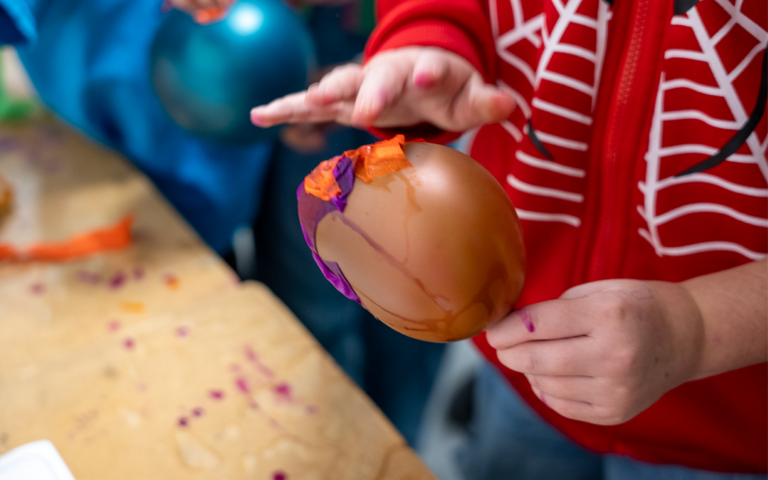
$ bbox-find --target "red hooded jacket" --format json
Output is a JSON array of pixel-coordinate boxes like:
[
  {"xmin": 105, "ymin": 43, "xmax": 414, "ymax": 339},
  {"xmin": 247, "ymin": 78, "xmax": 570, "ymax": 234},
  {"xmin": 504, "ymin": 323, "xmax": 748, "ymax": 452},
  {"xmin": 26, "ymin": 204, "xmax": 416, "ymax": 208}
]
[{"xmin": 366, "ymin": 0, "xmax": 767, "ymax": 473}]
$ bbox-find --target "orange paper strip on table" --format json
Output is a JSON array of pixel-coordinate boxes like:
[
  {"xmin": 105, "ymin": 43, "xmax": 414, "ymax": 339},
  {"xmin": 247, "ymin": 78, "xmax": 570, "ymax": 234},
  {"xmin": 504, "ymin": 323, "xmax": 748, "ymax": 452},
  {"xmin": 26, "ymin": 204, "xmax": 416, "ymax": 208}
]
[{"xmin": 0, "ymin": 214, "xmax": 135, "ymax": 262}]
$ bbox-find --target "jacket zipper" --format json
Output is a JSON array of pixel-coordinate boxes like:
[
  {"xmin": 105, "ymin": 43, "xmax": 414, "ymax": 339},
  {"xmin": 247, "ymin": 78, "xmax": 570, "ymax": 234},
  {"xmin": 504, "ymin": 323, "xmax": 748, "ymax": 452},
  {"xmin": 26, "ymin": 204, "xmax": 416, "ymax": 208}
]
[{"xmin": 579, "ymin": 0, "xmax": 672, "ymax": 283}]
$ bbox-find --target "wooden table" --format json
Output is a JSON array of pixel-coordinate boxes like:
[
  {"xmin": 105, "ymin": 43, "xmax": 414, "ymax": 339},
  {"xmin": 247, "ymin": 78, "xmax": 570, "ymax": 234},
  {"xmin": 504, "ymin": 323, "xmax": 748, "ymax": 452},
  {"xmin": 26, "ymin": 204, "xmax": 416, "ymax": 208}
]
[{"xmin": 0, "ymin": 116, "xmax": 437, "ymax": 480}]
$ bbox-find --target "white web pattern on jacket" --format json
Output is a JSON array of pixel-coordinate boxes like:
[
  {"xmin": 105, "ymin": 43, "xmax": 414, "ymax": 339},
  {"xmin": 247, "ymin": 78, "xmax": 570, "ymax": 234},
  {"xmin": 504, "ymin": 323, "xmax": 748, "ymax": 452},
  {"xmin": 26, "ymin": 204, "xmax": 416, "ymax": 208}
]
[
  {"xmin": 638, "ymin": 0, "xmax": 768, "ymax": 260},
  {"xmin": 485, "ymin": 0, "xmax": 610, "ymax": 227}
]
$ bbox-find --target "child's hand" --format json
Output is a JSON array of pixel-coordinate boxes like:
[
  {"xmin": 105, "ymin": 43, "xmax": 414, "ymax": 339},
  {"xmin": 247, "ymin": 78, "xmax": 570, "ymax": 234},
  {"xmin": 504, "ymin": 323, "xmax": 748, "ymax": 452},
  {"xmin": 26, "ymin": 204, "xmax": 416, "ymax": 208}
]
[
  {"xmin": 251, "ymin": 47, "xmax": 516, "ymax": 132},
  {"xmin": 486, "ymin": 279, "xmax": 705, "ymax": 425},
  {"xmin": 165, "ymin": 0, "xmax": 231, "ymax": 13}
]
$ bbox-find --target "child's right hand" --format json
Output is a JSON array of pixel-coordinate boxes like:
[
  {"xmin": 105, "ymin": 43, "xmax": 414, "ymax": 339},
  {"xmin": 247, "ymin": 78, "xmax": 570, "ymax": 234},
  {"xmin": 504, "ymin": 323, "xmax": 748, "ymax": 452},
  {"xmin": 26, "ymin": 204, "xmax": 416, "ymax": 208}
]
[{"xmin": 251, "ymin": 47, "xmax": 516, "ymax": 133}]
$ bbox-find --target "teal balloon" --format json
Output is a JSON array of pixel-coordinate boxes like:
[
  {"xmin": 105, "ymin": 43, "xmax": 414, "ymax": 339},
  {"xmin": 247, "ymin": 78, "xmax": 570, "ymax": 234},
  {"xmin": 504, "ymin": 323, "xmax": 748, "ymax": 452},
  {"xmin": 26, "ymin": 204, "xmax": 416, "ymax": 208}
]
[{"xmin": 150, "ymin": 0, "xmax": 315, "ymax": 144}]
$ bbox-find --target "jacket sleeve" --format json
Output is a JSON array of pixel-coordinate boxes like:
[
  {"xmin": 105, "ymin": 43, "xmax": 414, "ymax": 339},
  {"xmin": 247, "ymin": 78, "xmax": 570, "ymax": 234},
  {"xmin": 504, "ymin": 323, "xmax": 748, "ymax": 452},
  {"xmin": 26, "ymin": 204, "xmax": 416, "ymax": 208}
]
[
  {"xmin": 363, "ymin": 0, "xmax": 498, "ymax": 143},
  {"xmin": 0, "ymin": 0, "xmax": 41, "ymax": 44}
]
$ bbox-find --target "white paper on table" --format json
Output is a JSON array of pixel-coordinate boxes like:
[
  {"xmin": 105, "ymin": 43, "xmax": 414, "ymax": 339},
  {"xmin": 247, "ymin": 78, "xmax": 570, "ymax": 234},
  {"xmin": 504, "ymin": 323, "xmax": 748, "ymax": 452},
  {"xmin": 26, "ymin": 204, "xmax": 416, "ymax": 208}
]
[{"xmin": 0, "ymin": 440, "xmax": 76, "ymax": 480}]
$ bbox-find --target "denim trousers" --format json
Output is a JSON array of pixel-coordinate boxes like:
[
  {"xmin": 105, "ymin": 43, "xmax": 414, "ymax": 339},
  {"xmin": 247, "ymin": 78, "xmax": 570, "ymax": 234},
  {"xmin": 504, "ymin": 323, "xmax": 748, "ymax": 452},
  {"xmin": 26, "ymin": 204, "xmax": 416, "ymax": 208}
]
[{"xmin": 456, "ymin": 363, "xmax": 767, "ymax": 480}]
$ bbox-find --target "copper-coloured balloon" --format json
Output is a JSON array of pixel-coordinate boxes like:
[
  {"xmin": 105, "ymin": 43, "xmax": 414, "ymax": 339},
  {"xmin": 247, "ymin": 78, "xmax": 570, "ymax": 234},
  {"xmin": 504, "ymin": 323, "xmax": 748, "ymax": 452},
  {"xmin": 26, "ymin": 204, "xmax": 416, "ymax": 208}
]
[{"xmin": 299, "ymin": 140, "xmax": 525, "ymax": 342}]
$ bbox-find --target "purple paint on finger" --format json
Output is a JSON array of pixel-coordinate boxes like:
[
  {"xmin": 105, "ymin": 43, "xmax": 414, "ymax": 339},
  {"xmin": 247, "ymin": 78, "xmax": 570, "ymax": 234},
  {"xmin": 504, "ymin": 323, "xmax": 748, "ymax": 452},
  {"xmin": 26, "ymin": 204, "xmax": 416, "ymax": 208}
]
[
  {"xmin": 520, "ymin": 309, "xmax": 535, "ymax": 333},
  {"xmin": 178, "ymin": 417, "xmax": 189, "ymax": 427},
  {"xmin": 107, "ymin": 320, "xmax": 122, "ymax": 332},
  {"xmin": 176, "ymin": 326, "xmax": 190, "ymax": 338},
  {"xmin": 273, "ymin": 471, "xmax": 287, "ymax": 480},
  {"xmin": 192, "ymin": 407, "xmax": 204, "ymax": 417},
  {"xmin": 123, "ymin": 338, "xmax": 135, "ymax": 349},
  {"xmin": 29, "ymin": 283, "xmax": 45, "ymax": 295}
]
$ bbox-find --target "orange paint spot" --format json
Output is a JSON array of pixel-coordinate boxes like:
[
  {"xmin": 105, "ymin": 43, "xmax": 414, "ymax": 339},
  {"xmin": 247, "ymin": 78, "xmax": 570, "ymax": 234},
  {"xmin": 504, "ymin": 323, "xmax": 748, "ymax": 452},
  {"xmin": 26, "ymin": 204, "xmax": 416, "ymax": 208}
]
[
  {"xmin": 344, "ymin": 134, "xmax": 412, "ymax": 183},
  {"xmin": 303, "ymin": 135, "xmax": 416, "ymax": 201},
  {"xmin": 165, "ymin": 275, "xmax": 180, "ymax": 291},
  {"xmin": 121, "ymin": 301, "xmax": 145, "ymax": 314},
  {"xmin": 304, "ymin": 156, "xmax": 343, "ymax": 201}
]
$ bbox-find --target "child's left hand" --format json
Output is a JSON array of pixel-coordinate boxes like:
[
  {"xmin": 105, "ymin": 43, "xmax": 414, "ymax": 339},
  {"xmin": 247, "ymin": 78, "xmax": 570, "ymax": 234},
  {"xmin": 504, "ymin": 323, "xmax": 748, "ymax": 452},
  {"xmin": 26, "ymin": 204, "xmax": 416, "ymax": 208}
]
[
  {"xmin": 165, "ymin": 0, "xmax": 231, "ymax": 13},
  {"xmin": 485, "ymin": 279, "xmax": 705, "ymax": 425}
]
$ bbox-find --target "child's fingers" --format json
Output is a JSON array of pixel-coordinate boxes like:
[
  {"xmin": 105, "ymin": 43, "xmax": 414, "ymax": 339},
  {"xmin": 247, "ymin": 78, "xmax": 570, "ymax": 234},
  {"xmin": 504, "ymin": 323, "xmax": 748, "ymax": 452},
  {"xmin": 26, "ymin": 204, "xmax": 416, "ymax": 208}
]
[
  {"xmin": 448, "ymin": 74, "xmax": 515, "ymax": 129},
  {"xmin": 528, "ymin": 386, "xmax": 611, "ymax": 423},
  {"xmin": 251, "ymin": 92, "xmax": 345, "ymax": 126},
  {"xmin": 412, "ymin": 50, "xmax": 450, "ymax": 89},
  {"xmin": 350, "ymin": 61, "xmax": 409, "ymax": 126},
  {"xmin": 495, "ymin": 336, "xmax": 599, "ymax": 377},
  {"xmin": 306, "ymin": 64, "xmax": 365, "ymax": 106},
  {"xmin": 527, "ymin": 375, "xmax": 600, "ymax": 405},
  {"xmin": 486, "ymin": 301, "xmax": 593, "ymax": 351},
  {"xmin": 170, "ymin": 0, "xmax": 217, "ymax": 11}
]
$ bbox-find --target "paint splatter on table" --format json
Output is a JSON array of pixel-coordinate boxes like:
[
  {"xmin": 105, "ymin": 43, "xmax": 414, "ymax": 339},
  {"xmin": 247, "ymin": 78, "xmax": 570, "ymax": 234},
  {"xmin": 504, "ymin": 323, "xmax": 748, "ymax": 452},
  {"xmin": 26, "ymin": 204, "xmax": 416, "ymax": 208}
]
[{"xmin": 0, "ymin": 118, "xmax": 435, "ymax": 480}]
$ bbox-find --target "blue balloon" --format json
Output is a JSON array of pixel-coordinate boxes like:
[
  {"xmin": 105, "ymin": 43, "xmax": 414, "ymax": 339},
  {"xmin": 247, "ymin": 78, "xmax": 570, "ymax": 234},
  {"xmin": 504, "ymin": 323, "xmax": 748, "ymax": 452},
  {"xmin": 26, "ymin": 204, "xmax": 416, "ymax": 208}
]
[{"xmin": 150, "ymin": 0, "xmax": 315, "ymax": 144}]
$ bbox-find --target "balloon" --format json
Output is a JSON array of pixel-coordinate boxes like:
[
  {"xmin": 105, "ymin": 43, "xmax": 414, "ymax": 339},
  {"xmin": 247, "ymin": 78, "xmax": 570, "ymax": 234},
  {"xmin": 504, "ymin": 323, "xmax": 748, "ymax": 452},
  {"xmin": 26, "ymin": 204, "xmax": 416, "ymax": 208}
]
[
  {"xmin": 150, "ymin": 0, "xmax": 315, "ymax": 144},
  {"xmin": 298, "ymin": 136, "xmax": 526, "ymax": 342}
]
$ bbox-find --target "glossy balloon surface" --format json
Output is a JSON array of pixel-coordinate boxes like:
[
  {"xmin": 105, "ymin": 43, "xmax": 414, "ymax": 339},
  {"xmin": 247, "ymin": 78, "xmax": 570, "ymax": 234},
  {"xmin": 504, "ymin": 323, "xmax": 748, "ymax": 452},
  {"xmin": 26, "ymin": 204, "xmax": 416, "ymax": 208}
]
[
  {"xmin": 150, "ymin": 0, "xmax": 315, "ymax": 144},
  {"xmin": 313, "ymin": 143, "xmax": 526, "ymax": 342}
]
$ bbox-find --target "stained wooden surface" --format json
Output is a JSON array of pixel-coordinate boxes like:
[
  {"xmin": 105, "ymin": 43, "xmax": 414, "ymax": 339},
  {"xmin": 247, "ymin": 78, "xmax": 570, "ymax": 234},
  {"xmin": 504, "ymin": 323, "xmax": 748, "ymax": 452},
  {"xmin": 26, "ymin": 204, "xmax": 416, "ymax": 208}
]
[{"xmin": 0, "ymin": 117, "xmax": 436, "ymax": 480}]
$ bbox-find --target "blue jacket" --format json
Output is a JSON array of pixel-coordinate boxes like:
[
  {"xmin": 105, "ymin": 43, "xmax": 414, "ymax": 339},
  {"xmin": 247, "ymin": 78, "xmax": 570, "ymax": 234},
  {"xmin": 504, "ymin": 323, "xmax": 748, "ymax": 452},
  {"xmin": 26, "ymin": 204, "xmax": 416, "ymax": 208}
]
[{"xmin": 0, "ymin": 0, "xmax": 273, "ymax": 253}]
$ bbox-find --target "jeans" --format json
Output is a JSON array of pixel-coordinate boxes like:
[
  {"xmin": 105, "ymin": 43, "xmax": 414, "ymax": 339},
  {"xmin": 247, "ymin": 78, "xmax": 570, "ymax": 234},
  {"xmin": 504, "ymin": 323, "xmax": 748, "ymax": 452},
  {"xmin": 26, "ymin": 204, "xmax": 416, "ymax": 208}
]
[{"xmin": 456, "ymin": 363, "xmax": 767, "ymax": 480}]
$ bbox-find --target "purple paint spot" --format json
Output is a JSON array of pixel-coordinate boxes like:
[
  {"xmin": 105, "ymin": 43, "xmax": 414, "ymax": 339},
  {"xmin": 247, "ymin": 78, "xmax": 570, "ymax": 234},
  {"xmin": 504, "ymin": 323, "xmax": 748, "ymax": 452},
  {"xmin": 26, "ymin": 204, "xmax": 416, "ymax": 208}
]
[
  {"xmin": 178, "ymin": 417, "xmax": 189, "ymax": 427},
  {"xmin": 192, "ymin": 407, "xmax": 204, "ymax": 417},
  {"xmin": 235, "ymin": 377, "xmax": 250, "ymax": 394},
  {"xmin": 520, "ymin": 309, "xmax": 535, "ymax": 333},
  {"xmin": 164, "ymin": 274, "xmax": 179, "ymax": 290},
  {"xmin": 77, "ymin": 270, "xmax": 102, "ymax": 284},
  {"xmin": 124, "ymin": 338, "xmax": 135, "ymax": 349},
  {"xmin": 29, "ymin": 283, "xmax": 45, "ymax": 295},
  {"xmin": 243, "ymin": 346, "xmax": 274, "ymax": 377},
  {"xmin": 209, "ymin": 389, "xmax": 225, "ymax": 400},
  {"xmin": 132, "ymin": 267, "xmax": 145, "ymax": 280},
  {"xmin": 109, "ymin": 272, "xmax": 127, "ymax": 290},
  {"xmin": 273, "ymin": 471, "xmax": 287, "ymax": 480},
  {"xmin": 176, "ymin": 326, "xmax": 190, "ymax": 338},
  {"xmin": 244, "ymin": 346, "xmax": 257, "ymax": 362},
  {"xmin": 274, "ymin": 383, "xmax": 292, "ymax": 400},
  {"xmin": 107, "ymin": 320, "xmax": 122, "ymax": 332}
]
